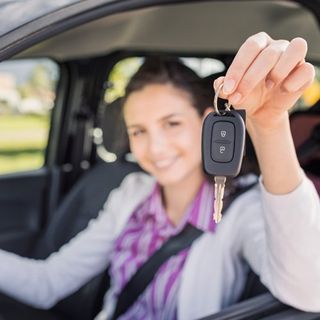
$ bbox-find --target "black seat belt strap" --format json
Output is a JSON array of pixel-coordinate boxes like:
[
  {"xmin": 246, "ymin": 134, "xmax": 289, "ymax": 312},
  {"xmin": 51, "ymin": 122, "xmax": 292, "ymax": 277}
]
[{"xmin": 111, "ymin": 223, "xmax": 203, "ymax": 320}]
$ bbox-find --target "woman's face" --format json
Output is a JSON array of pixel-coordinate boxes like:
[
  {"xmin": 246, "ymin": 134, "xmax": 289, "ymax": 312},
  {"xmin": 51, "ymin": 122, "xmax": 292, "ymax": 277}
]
[{"xmin": 123, "ymin": 83, "xmax": 207, "ymax": 187}]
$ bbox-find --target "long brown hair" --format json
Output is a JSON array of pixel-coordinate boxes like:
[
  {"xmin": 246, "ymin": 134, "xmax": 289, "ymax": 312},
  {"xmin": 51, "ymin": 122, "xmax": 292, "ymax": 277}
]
[{"xmin": 123, "ymin": 56, "xmax": 212, "ymax": 117}]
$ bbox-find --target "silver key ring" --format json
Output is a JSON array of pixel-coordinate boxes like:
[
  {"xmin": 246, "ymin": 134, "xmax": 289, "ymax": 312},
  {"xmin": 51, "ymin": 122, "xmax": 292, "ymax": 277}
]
[{"xmin": 213, "ymin": 83, "xmax": 232, "ymax": 115}]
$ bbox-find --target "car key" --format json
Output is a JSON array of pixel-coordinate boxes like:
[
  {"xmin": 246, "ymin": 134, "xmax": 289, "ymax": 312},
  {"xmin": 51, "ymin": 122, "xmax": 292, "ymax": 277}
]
[{"xmin": 202, "ymin": 84, "xmax": 246, "ymax": 223}]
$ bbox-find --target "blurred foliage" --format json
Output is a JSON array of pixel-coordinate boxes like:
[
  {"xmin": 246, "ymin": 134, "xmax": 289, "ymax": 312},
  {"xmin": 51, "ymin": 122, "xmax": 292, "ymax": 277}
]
[
  {"xmin": 19, "ymin": 64, "xmax": 53, "ymax": 98},
  {"xmin": 0, "ymin": 114, "xmax": 49, "ymax": 174},
  {"xmin": 0, "ymin": 59, "xmax": 58, "ymax": 174},
  {"xmin": 105, "ymin": 57, "xmax": 143, "ymax": 104}
]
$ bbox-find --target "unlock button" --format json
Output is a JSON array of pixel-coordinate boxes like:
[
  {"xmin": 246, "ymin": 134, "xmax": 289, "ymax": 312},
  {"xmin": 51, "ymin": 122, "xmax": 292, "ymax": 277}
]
[{"xmin": 212, "ymin": 142, "xmax": 233, "ymax": 162}]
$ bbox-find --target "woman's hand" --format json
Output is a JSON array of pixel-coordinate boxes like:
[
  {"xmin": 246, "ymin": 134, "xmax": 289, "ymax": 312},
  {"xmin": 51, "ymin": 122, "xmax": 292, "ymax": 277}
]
[
  {"xmin": 214, "ymin": 32, "xmax": 315, "ymax": 194},
  {"xmin": 214, "ymin": 32, "xmax": 315, "ymax": 133}
]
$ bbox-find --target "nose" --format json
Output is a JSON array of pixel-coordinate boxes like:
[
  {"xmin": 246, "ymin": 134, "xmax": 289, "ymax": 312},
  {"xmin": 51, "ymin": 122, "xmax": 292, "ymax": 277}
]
[{"xmin": 147, "ymin": 130, "xmax": 168, "ymax": 157}]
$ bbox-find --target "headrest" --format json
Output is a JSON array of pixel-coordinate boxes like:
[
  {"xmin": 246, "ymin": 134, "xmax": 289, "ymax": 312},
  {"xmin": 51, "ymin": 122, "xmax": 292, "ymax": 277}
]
[{"xmin": 101, "ymin": 97, "xmax": 130, "ymax": 159}]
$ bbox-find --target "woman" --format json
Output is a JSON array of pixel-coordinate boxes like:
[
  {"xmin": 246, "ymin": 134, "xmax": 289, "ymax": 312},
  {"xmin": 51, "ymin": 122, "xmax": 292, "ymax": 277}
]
[{"xmin": 0, "ymin": 32, "xmax": 319, "ymax": 320}]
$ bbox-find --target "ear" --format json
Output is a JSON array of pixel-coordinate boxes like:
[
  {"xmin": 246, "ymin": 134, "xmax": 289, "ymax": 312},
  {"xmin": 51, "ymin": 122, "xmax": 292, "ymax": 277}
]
[{"xmin": 202, "ymin": 106, "xmax": 214, "ymax": 121}]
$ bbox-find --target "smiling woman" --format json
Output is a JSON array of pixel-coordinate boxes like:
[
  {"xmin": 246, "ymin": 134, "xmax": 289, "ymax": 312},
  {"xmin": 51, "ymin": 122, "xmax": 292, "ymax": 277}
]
[
  {"xmin": 122, "ymin": 57, "xmax": 211, "ymax": 196},
  {"xmin": 0, "ymin": 1, "xmax": 320, "ymax": 320}
]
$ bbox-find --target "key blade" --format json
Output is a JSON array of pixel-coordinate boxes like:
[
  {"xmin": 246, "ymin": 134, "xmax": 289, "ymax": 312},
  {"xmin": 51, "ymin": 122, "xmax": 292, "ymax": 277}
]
[
  {"xmin": 214, "ymin": 176, "xmax": 226, "ymax": 223},
  {"xmin": 214, "ymin": 199, "xmax": 223, "ymax": 223}
]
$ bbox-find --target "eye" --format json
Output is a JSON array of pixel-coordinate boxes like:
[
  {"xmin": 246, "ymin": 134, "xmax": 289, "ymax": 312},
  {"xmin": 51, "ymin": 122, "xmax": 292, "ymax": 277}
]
[
  {"xmin": 128, "ymin": 128, "xmax": 145, "ymax": 137},
  {"xmin": 165, "ymin": 121, "xmax": 181, "ymax": 128}
]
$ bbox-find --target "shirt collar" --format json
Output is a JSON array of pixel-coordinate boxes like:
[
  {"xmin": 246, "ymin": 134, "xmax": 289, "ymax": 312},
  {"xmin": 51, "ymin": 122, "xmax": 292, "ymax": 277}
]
[{"xmin": 145, "ymin": 180, "xmax": 216, "ymax": 233}]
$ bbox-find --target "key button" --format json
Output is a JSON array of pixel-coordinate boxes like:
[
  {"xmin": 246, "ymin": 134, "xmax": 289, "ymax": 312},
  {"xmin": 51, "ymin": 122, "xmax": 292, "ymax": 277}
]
[
  {"xmin": 213, "ymin": 122, "xmax": 234, "ymax": 141},
  {"xmin": 212, "ymin": 141, "xmax": 233, "ymax": 162}
]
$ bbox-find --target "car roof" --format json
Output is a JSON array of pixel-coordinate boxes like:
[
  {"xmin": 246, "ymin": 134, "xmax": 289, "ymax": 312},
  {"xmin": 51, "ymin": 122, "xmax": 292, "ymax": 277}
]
[
  {"xmin": 2, "ymin": 0, "xmax": 320, "ymax": 61},
  {"xmin": 0, "ymin": 0, "xmax": 84, "ymax": 36}
]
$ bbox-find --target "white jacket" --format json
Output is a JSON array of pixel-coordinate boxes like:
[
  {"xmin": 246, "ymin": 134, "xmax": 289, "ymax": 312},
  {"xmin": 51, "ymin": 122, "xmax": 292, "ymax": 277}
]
[{"xmin": 0, "ymin": 171, "xmax": 320, "ymax": 320}]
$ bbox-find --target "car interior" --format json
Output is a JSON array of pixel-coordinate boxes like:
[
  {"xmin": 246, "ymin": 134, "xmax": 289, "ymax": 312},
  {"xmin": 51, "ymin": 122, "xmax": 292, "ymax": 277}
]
[{"xmin": 0, "ymin": 1, "xmax": 320, "ymax": 319}]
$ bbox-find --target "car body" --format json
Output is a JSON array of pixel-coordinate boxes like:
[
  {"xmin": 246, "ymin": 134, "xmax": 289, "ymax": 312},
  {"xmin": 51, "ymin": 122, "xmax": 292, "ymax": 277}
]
[{"xmin": 0, "ymin": 1, "xmax": 319, "ymax": 319}]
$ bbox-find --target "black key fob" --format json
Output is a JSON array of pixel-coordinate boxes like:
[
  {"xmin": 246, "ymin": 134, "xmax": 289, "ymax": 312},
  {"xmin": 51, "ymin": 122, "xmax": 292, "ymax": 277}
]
[{"xmin": 202, "ymin": 109, "xmax": 246, "ymax": 177}]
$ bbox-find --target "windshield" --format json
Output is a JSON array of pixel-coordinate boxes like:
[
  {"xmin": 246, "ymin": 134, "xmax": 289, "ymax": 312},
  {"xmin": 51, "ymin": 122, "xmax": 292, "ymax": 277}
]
[{"xmin": 0, "ymin": 0, "xmax": 84, "ymax": 36}]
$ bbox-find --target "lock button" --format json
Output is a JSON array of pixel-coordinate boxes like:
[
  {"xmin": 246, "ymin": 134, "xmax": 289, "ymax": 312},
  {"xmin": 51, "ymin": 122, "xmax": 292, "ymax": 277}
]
[
  {"xmin": 212, "ymin": 121, "xmax": 234, "ymax": 141},
  {"xmin": 211, "ymin": 121, "xmax": 235, "ymax": 162}
]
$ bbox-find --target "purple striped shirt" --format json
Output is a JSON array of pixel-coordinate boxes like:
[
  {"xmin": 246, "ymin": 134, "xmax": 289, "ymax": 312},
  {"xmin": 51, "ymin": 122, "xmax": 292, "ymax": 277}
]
[{"xmin": 109, "ymin": 179, "xmax": 215, "ymax": 319}]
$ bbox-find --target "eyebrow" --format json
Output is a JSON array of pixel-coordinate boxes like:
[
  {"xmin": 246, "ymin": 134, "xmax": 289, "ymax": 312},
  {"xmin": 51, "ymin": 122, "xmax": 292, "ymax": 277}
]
[{"xmin": 126, "ymin": 113, "xmax": 183, "ymax": 129}]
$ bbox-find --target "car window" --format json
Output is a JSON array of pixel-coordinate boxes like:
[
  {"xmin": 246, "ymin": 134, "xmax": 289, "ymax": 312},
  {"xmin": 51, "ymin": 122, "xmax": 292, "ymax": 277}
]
[
  {"xmin": 105, "ymin": 56, "xmax": 226, "ymax": 104},
  {"xmin": 0, "ymin": 58, "xmax": 59, "ymax": 175}
]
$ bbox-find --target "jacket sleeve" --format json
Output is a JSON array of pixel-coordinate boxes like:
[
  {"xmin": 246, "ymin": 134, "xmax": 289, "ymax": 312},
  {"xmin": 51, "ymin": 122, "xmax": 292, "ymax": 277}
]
[
  {"xmin": 0, "ymin": 172, "xmax": 153, "ymax": 309},
  {"xmin": 241, "ymin": 170, "xmax": 320, "ymax": 312}
]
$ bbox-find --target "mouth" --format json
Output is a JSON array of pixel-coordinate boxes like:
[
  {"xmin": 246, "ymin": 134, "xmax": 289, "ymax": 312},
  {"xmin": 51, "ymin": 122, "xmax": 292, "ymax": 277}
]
[{"xmin": 153, "ymin": 156, "xmax": 179, "ymax": 170}]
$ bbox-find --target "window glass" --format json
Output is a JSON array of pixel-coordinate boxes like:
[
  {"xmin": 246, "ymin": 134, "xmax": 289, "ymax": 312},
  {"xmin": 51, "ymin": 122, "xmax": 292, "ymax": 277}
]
[
  {"xmin": 104, "ymin": 57, "xmax": 225, "ymax": 104},
  {"xmin": 0, "ymin": 59, "xmax": 59, "ymax": 174}
]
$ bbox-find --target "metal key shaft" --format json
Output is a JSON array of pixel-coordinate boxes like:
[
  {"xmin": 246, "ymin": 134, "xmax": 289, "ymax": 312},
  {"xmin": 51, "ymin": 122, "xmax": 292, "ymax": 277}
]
[{"xmin": 213, "ymin": 176, "xmax": 226, "ymax": 223}]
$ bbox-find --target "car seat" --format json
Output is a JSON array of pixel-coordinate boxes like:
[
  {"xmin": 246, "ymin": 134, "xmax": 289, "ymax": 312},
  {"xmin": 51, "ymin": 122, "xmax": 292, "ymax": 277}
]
[{"xmin": 28, "ymin": 97, "xmax": 139, "ymax": 320}]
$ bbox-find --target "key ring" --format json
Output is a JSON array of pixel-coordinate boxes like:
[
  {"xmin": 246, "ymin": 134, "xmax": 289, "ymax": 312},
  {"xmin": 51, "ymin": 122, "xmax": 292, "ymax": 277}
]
[{"xmin": 213, "ymin": 83, "xmax": 231, "ymax": 115}]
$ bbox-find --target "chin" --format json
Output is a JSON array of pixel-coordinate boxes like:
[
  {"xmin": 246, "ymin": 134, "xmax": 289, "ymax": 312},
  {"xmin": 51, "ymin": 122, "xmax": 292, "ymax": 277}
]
[
  {"xmin": 143, "ymin": 160, "xmax": 199, "ymax": 186},
  {"xmin": 153, "ymin": 170, "xmax": 187, "ymax": 187}
]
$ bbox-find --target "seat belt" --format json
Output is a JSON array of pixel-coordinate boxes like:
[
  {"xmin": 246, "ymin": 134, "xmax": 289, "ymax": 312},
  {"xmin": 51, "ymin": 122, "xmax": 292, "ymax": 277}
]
[{"xmin": 111, "ymin": 223, "xmax": 203, "ymax": 320}]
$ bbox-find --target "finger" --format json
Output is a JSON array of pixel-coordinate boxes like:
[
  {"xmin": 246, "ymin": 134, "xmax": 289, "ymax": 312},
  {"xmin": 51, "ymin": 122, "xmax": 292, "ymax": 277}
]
[
  {"xmin": 281, "ymin": 62, "xmax": 315, "ymax": 93},
  {"xmin": 268, "ymin": 37, "xmax": 308, "ymax": 85},
  {"xmin": 213, "ymin": 76, "xmax": 228, "ymax": 99},
  {"xmin": 228, "ymin": 40, "xmax": 289, "ymax": 105},
  {"xmin": 223, "ymin": 32, "xmax": 271, "ymax": 95}
]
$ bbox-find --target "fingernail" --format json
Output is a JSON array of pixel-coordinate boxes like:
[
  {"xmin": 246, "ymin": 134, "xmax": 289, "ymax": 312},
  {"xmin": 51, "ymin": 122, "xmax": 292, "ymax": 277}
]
[
  {"xmin": 266, "ymin": 79, "xmax": 275, "ymax": 89},
  {"xmin": 223, "ymin": 79, "xmax": 235, "ymax": 94},
  {"xmin": 230, "ymin": 92, "xmax": 242, "ymax": 105}
]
